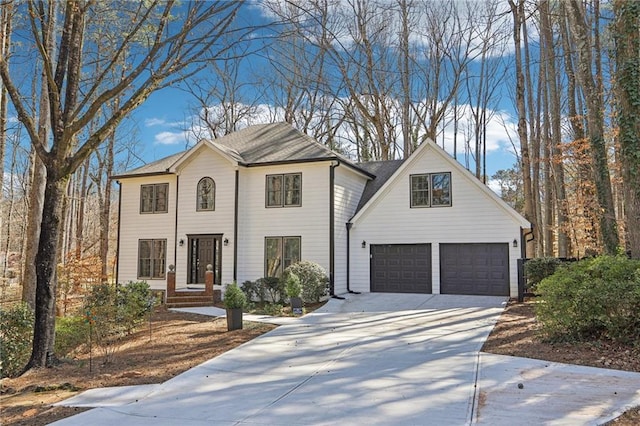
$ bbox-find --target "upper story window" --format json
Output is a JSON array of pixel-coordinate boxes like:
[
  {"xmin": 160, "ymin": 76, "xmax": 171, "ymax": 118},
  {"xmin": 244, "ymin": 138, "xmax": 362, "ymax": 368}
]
[
  {"xmin": 266, "ymin": 173, "xmax": 301, "ymax": 207},
  {"xmin": 410, "ymin": 172, "xmax": 451, "ymax": 208},
  {"xmin": 140, "ymin": 183, "xmax": 169, "ymax": 213},
  {"xmin": 197, "ymin": 177, "xmax": 215, "ymax": 211}
]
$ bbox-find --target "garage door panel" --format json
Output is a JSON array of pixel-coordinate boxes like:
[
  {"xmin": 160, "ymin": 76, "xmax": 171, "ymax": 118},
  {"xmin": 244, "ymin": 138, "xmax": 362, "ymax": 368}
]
[
  {"xmin": 440, "ymin": 243, "xmax": 509, "ymax": 296},
  {"xmin": 371, "ymin": 244, "xmax": 432, "ymax": 294}
]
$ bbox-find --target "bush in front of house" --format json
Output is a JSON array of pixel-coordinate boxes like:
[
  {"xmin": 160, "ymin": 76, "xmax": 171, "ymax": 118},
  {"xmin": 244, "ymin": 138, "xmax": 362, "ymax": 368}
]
[
  {"xmin": 257, "ymin": 276, "xmax": 285, "ymax": 304},
  {"xmin": 0, "ymin": 303, "xmax": 34, "ymax": 378},
  {"xmin": 535, "ymin": 255, "xmax": 640, "ymax": 343},
  {"xmin": 284, "ymin": 261, "xmax": 329, "ymax": 303},
  {"xmin": 223, "ymin": 282, "xmax": 247, "ymax": 310},
  {"xmin": 84, "ymin": 281, "xmax": 157, "ymax": 356},
  {"xmin": 241, "ymin": 280, "xmax": 265, "ymax": 303},
  {"xmin": 524, "ymin": 257, "xmax": 563, "ymax": 292}
]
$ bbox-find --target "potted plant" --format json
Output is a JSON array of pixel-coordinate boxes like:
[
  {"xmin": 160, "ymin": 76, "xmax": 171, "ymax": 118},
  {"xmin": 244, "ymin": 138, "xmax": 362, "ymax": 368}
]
[
  {"xmin": 223, "ymin": 282, "xmax": 246, "ymax": 331},
  {"xmin": 284, "ymin": 272, "xmax": 303, "ymax": 315}
]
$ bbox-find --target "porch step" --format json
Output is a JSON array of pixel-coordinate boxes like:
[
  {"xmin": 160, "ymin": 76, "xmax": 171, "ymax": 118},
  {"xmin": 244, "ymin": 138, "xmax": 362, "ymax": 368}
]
[{"xmin": 166, "ymin": 291, "xmax": 218, "ymax": 308}]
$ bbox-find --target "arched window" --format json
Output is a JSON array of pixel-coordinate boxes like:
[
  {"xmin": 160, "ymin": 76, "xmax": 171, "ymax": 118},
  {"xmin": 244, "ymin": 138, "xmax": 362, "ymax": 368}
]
[{"xmin": 197, "ymin": 177, "xmax": 215, "ymax": 211}]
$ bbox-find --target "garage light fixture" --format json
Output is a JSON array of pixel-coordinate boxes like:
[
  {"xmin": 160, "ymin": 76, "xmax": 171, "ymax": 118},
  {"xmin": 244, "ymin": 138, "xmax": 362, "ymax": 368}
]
[
  {"xmin": 362, "ymin": 240, "xmax": 367, "ymax": 248},
  {"xmin": 513, "ymin": 239, "xmax": 518, "ymax": 248}
]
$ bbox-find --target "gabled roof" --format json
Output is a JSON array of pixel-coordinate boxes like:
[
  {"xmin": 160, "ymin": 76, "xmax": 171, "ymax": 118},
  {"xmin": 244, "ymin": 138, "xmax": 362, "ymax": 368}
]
[
  {"xmin": 355, "ymin": 160, "xmax": 404, "ymax": 213},
  {"xmin": 114, "ymin": 122, "xmax": 373, "ymax": 178},
  {"xmin": 350, "ymin": 138, "xmax": 531, "ymax": 228}
]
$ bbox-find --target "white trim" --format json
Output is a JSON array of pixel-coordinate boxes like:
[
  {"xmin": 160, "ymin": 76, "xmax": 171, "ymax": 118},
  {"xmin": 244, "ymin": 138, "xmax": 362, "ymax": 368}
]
[{"xmin": 168, "ymin": 139, "xmax": 240, "ymax": 173}]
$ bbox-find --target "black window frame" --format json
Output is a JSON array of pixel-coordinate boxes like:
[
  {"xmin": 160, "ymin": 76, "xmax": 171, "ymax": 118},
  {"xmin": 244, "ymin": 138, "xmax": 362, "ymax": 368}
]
[
  {"xmin": 137, "ymin": 239, "xmax": 167, "ymax": 279},
  {"xmin": 265, "ymin": 173, "xmax": 302, "ymax": 207},
  {"xmin": 196, "ymin": 177, "xmax": 215, "ymax": 211},
  {"xmin": 264, "ymin": 236, "xmax": 301, "ymax": 278},
  {"xmin": 140, "ymin": 183, "xmax": 169, "ymax": 214},
  {"xmin": 410, "ymin": 172, "xmax": 452, "ymax": 208}
]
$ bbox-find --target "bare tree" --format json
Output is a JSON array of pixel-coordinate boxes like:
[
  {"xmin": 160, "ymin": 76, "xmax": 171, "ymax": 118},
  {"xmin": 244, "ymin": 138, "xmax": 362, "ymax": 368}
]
[
  {"xmin": 0, "ymin": 0, "xmax": 245, "ymax": 370},
  {"xmin": 565, "ymin": 0, "xmax": 619, "ymax": 254}
]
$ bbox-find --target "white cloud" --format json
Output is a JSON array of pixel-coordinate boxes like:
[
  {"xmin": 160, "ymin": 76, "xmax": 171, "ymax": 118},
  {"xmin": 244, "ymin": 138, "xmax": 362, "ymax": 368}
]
[
  {"xmin": 145, "ymin": 118, "xmax": 168, "ymax": 127},
  {"xmin": 154, "ymin": 131, "xmax": 190, "ymax": 145}
]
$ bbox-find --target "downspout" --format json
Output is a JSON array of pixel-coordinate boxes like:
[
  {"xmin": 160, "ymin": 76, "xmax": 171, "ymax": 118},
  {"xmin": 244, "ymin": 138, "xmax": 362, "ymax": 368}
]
[
  {"xmin": 330, "ymin": 161, "xmax": 345, "ymax": 299},
  {"xmin": 522, "ymin": 224, "xmax": 535, "ymax": 259},
  {"xmin": 115, "ymin": 181, "xmax": 122, "ymax": 284},
  {"xmin": 174, "ymin": 176, "xmax": 179, "ymax": 268},
  {"xmin": 346, "ymin": 222, "xmax": 360, "ymax": 294},
  {"xmin": 233, "ymin": 169, "xmax": 239, "ymax": 282}
]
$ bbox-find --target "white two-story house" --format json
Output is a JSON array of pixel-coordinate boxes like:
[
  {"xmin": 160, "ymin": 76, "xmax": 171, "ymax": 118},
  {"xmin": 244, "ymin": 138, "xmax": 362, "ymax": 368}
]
[{"xmin": 114, "ymin": 123, "xmax": 530, "ymax": 303}]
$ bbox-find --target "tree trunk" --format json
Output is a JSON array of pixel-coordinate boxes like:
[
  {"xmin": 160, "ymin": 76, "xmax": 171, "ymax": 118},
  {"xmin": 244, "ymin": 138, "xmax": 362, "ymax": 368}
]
[
  {"xmin": 540, "ymin": 0, "xmax": 569, "ymax": 257},
  {"xmin": 26, "ymin": 172, "xmax": 68, "ymax": 369},
  {"xmin": 566, "ymin": 0, "xmax": 620, "ymax": 254},
  {"xmin": 613, "ymin": 0, "xmax": 640, "ymax": 258},
  {"xmin": 509, "ymin": 0, "xmax": 535, "ymax": 257}
]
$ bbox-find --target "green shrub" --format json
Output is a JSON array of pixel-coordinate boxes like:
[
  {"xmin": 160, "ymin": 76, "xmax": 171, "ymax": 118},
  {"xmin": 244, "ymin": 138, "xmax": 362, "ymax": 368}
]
[
  {"xmin": 536, "ymin": 255, "xmax": 640, "ymax": 343},
  {"xmin": 524, "ymin": 257, "xmax": 562, "ymax": 292},
  {"xmin": 84, "ymin": 281, "xmax": 157, "ymax": 362},
  {"xmin": 0, "ymin": 303, "xmax": 34, "ymax": 378},
  {"xmin": 284, "ymin": 261, "xmax": 329, "ymax": 303},
  {"xmin": 284, "ymin": 272, "xmax": 302, "ymax": 299},
  {"xmin": 263, "ymin": 303, "xmax": 283, "ymax": 316},
  {"xmin": 257, "ymin": 277, "xmax": 284, "ymax": 303},
  {"xmin": 55, "ymin": 316, "xmax": 89, "ymax": 357},
  {"xmin": 241, "ymin": 280, "xmax": 265, "ymax": 303},
  {"xmin": 223, "ymin": 282, "xmax": 246, "ymax": 309}
]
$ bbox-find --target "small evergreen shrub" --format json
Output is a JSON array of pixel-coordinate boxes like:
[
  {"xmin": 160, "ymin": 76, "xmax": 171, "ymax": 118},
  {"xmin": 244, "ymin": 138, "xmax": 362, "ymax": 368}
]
[
  {"xmin": 284, "ymin": 272, "xmax": 302, "ymax": 300},
  {"xmin": 55, "ymin": 316, "xmax": 88, "ymax": 357},
  {"xmin": 263, "ymin": 303, "xmax": 283, "ymax": 316},
  {"xmin": 241, "ymin": 280, "xmax": 265, "ymax": 303},
  {"xmin": 84, "ymin": 281, "xmax": 157, "ymax": 362},
  {"xmin": 257, "ymin": 277, "xmax": 284, "ymax": 303},
  {"xmin": 536, "ymin": 255, "xmax": 640, "ymax": 343},
  {"xmin": 0, "ymin": 303, "xmax": 34, "ymax": 378},
  {"xmin": 524, "ymin": 257, "xmax": 562, "ymax": 292},
  {"xmin": 223, "ymin": 282, "xmax": 247, "ymax": 309},
  {"xmin": 284, "ymin": 261, "xmax": 329, "ymax": 303}
]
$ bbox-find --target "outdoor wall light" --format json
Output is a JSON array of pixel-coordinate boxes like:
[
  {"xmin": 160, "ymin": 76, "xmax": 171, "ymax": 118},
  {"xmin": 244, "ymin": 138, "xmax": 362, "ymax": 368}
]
[
  {"xmin": 362, "ymin": 240, "xmax": 367, "ymax": 248},
  {"xmin": 224, "ymin": 238, "xmax": 229, "ymax": 246},
  {"xmin": 179, "ymin": 239, "xmax": 184, "ymax": 247},
  {"xmin": 513, "ymin": 239, "xmax": 518, "ymax": 248}
]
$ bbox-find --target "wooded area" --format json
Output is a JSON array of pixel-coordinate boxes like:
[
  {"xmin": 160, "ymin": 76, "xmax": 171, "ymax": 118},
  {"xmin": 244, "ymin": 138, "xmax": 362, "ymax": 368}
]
[{"xmin": 0, "ymin": 0, "xmax": 638, "ymax": 370}]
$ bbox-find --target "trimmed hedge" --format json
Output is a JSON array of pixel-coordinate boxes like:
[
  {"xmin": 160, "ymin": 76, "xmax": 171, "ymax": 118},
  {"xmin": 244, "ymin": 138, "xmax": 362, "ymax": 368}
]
[{"xmin": 535, "ymin": 255, "xmax": 640, "ymax": 343}]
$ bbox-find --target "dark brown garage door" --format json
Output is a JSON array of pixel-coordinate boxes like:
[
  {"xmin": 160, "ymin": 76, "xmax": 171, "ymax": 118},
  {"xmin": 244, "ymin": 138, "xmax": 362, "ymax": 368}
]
[
  {"xmin": 370, "ymin": 244, "xmax": 432, "ymax": 293},
  {"xmin": 440, "ymin": 243, "xmax": 509, "ymax": 296}
]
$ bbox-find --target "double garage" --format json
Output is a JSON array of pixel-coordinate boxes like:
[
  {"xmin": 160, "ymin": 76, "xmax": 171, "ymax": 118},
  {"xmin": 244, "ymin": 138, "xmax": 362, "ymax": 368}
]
[{"xmin": 370, "ymin": 243, "xmax": 510, "ymax": 296}]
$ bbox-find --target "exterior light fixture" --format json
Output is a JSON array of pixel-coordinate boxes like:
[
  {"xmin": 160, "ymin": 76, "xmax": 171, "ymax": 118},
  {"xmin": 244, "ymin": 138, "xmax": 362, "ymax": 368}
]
[
  {"xmin": 179, "ymin": 239, "xmax": 184, "ymax": 247},
  {"xmin": 362, "ymin": 240, "xmax": 367, "ymax": 248},
  {"xmin": 513, "ymin": 239, "xmax": 518, "ymax": 248},
  {"xmin": 224, "ymin": 238, "xmax": 229, "ymax": 246}
]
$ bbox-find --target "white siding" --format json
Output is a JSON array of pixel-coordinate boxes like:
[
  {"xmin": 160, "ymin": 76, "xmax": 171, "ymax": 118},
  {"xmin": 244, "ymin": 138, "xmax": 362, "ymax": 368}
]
[
  {"xmin": 333, "ymin": 166, "xmax": 369, "ymax": 294},
  {"xmin": 175, "ymin": 147, "xmax": 236, "ymax": 287},
  {"xmin": 237, "ymin": 162, "xmax": 331, "ymax": 284},
  {"xmin": 350, "ymin": 144, "xmax": 525, "ymax": 297},
  {"xmin": 117, "ymin": 175, "xmax": 177, "ymax": 290}
]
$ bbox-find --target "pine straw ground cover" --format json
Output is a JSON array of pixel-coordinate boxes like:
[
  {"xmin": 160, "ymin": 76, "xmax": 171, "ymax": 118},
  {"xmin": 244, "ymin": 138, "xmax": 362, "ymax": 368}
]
[
  {"xmin": 482, "ymin": 299, "xmax": 640, "ymax": 425},
  {"xmin": 1, "ymin": 301, "xmax": 638, "ymax": 425}
]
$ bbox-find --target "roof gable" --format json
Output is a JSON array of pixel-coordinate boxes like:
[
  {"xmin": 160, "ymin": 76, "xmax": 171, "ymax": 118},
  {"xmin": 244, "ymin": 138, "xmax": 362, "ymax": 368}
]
[{"xmin": 350, "ymin": 139, "xmax": 530, "ymax": 227}]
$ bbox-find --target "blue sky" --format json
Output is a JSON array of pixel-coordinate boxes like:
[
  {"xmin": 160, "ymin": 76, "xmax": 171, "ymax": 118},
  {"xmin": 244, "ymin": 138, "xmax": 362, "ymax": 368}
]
[{"xmin": 122, "ymin": 1, "xmax": 523, "ymax": 185}]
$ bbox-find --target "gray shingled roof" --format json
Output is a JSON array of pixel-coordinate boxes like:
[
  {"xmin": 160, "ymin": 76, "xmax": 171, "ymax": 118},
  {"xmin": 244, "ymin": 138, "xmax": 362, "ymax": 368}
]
[
  {"xmin": 355, "ymin": 159, "xmax": 405, "ymax": 213},
  {"xmin": 115, "ymin": 123, "xmax": 361, "ymax": 178}
]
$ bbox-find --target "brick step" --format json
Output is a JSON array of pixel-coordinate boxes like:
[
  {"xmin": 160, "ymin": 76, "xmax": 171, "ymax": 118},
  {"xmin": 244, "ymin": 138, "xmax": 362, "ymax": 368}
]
[{"xmin": 166, "ymin": 300, "xmax": 217, "ymax": 308}]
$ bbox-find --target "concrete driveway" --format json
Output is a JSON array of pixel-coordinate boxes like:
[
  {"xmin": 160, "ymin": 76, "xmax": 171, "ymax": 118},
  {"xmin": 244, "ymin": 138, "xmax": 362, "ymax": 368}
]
[{"xmin": 53, "ymin": 294, "xmax": 640, "ymax": 425}]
